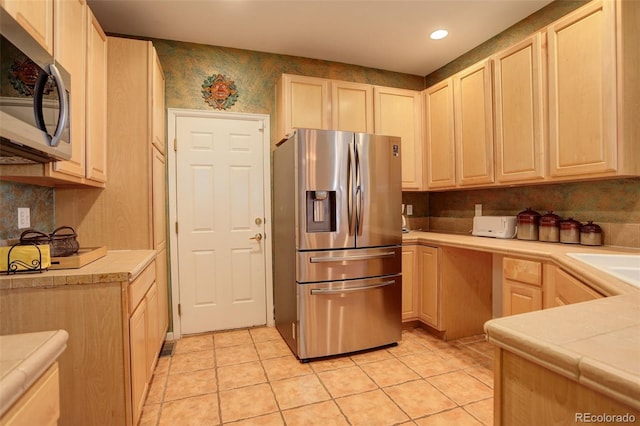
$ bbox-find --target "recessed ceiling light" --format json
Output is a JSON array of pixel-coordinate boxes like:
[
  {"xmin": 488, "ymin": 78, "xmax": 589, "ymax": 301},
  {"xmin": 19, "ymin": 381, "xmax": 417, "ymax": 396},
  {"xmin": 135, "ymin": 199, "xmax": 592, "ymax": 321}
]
[{"xmin": 430, "ymin": 29, "xmax": 448, "ymax": 40}]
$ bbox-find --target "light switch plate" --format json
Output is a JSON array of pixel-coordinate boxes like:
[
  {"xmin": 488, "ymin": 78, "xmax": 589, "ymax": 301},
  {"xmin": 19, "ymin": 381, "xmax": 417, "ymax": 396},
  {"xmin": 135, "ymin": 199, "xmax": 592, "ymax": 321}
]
[
  {"xmin": 406, "ymin": 205, "xmax": 413, "ymax": 216},
  {"xmin": 475, "ymin": 204, "xmax": 482, "ymax": 216}
]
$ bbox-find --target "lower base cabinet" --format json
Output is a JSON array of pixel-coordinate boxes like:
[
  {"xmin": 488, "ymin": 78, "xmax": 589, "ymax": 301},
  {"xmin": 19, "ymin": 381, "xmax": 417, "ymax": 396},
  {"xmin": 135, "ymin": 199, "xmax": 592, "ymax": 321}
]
[
  {"xmin": 494, "ymin": 349, "xmax": 639, "ymax": 425},
  {"xmin": 402, "ymin": 244, "xmax": 492, "ymax": 340},
  {"xmin": 0, "ymin": 363, "xmax": 60, "ymax": 426},
  {"xmin": 503, "ymin": 256, "xmax": 604, "ymax": 316},
  {"xmin": 0, "ymin": 258, "xmax": 166, "ymax": 426}
]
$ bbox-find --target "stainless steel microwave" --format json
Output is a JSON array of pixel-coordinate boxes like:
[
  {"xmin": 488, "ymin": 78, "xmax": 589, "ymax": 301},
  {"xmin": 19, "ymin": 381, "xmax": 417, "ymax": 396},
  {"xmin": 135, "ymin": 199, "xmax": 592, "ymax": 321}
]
[{"xmin": 0, "ymin": 9, "xmax": 71, "ymax": 164}]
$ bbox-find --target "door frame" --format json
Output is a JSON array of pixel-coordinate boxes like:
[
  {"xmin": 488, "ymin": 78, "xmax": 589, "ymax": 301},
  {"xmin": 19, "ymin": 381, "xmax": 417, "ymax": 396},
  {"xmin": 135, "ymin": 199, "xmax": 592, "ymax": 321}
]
[{"xmin": 167, "ymin": 108, "xmax": 273, "ymax": 340}]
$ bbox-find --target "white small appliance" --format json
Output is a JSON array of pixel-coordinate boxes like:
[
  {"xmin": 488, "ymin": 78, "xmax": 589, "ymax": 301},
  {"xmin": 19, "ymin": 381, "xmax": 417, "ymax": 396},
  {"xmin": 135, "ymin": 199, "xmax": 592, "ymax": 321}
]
[{"xmin": 472, "ymin": 216, "xmax": 517, "ymax": 239}]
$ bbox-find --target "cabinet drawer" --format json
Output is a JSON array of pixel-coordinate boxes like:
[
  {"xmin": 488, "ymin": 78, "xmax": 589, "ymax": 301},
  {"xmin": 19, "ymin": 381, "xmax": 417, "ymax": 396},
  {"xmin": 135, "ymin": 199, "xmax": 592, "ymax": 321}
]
[
  {"xmin": 128, "ymin": 261, "xmax": 156, "ymax": 314},
  {"xmin": 503, "ymin": 257, "xmax": 542, "ymax": 286}
]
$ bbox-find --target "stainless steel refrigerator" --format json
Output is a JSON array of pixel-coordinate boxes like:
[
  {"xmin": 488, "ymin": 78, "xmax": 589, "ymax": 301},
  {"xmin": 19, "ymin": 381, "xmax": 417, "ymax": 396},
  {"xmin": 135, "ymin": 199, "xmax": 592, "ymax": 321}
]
[{"xmin": 273, "ymin": 128, "xmax": 402, "ymax": 361}]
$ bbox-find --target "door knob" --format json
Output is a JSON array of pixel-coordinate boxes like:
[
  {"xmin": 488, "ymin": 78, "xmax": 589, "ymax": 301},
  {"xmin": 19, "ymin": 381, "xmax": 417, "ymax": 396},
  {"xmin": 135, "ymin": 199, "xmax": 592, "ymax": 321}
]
[{"xmin": 249, "ymin": 233, "xmax": 263, "ymax": 241}]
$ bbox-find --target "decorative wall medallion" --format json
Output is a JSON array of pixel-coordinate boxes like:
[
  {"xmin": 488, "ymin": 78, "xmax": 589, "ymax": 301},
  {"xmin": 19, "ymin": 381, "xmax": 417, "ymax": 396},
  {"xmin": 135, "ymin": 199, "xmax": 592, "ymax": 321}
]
[{"xmin": 202, "ymin": 73, "xmax": 239, "ymax": 110}]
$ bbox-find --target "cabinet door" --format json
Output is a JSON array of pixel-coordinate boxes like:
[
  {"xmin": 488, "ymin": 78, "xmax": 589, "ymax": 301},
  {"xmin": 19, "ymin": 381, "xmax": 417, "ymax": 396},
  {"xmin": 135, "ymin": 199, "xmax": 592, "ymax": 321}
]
[
  {"xmin": 331, "ymin": 81, "xmax": 373, "ymax": 133},
  {"xmin": 453, "ymin": 59, "xmax": 494, "ymax": 186},
  {"xmin": 547, "ymin": 0, "xmax": 617, "ymax": 177},
  {"xmin": 152, "ymin": 146, "xmax": 167, "ymax": 252},
  {"xmin": 546, "ymin": 267, "xmax": 603, "ymax": 308},
  {"xmin": 503, "ymin": 280, "xmax": 542, "ymax": 316},
  {"xmin": 1, "ymin": 0, "xmax": 53, "ymax": 54},
  {"xmin": 277, "ymin": 74, "xmax": 330, "ymax": 138},
  {"xmin": 51, "ymin": 0, "xmax": 86, "ymax": 180},
  {"xmin": 145, "ymin": 282, "xmax": 160, "ymax": 380},
  {"xmin": 494, "ymin": 34, "xmax": 545, "ymax": 183},
  {"xmin": 374, "ymin": 87, "xmax": 423, "ymax": 190},
  {"xmin": 129, "ymin": 298, "xmax": 148, "ymax": 426},
  {"xmin": 151, "ymin": 47, "xmax": 166, "ymax": 154},
  {"xmin": 156, "ymin": 249, "xmax": 169, "ymax": 341},
  {"xmin": 418, "ymin": 246, "xmax": 439, "ymax": 328},
  {"xmin": 85, "ymin": 9, "xmax": 107, "ymax": 183},
  {"xmin": 401, "ymin": 246, "xmax": 418, "ymax": 321},
  {"xmin": 424, "ymin": 79, "xmax": 455, "ymax": 189}
]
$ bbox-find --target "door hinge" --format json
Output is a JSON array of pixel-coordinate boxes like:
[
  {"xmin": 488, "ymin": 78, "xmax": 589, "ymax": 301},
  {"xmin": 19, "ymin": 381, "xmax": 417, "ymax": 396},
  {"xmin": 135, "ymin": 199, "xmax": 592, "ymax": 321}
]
[
  {"xmin": 173, "ymin": 138, "xmax": 177, "ymax": 152},
  {"xmin": 175, "ymin": 222, "xmax": 178, "ymax": 234},
  {"xmin": 178, "ymin": 303, "xmax": 182, "ymax": 316}
]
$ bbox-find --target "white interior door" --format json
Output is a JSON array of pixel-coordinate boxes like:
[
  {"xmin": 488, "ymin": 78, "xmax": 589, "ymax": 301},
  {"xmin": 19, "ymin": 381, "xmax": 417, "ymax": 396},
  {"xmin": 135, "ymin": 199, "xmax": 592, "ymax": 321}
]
[{"xmin": 175, "ymin": 114, "xmax": 267, "ymax": 334}]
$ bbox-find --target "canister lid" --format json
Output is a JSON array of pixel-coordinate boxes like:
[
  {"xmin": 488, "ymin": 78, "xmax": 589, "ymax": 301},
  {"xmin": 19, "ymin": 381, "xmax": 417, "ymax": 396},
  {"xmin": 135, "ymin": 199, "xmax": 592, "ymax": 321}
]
[
  {"xmin": 517, "ymin": 208, "xmax": 541, "ymax": 224},
  {"xmin": 581, "ymin": 220, "xmax": 602, "ymax": 234},
  {"xmin": 560, "ymin": 218, "xmax": 582, "ymax": 230},
  {"xmin": 540, "ymin": 211, "xmax": 561, "ymax": 227}
]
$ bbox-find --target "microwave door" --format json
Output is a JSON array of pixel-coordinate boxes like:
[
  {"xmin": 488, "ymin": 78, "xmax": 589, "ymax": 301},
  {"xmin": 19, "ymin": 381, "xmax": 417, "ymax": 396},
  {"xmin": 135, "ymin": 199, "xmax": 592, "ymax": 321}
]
[
  {"xmin": 354, "ymin": 133, "xmax": 402, "ymax": 248},
  {"xmin": 296, "ymin": 129, "xmax": 355, "ymax": 251}
]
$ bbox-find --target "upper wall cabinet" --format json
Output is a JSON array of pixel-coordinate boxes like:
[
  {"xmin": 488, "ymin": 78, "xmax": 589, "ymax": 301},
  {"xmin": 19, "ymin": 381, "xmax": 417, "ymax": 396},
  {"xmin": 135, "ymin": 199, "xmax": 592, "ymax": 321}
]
[
  {"xmin": 331, "ymin": 81, "xmax": 374, "ymax": 134},
  {"xmin": 374, "ymin": 86, "xmax": 423, "ymax": 190},
  {"xmin": 547, "ymin": 0, "xmax": 639, "ymax": 180},
  {"xmin": 277, "ymin": 74, "xmax": 424, "ymax": 190},
  {"xmin": 151, "ymin": 48, "xmax": 166, "ymax": 154},
  {"xmin": 453, "ymin": 59, "xmax": 494, "ymax": 187},
  {"xmin": 0, "ymin": 0, "xmax": 108, "ymax": 188},
  {"xmin": 276, "ymin": 74, "xmax": 331, "ymax": 138},
  {"xmin": 1, "ymin": 0, "xmax": 53, "ymax": 54},
  {"xmin": 493, "ymin": 33, "xmax": 545, "ymax": 184},
  {"xmin": 84, "ymin": 8, "xmax": 107, "ymax": 183},
  {"xmin": 423, "ymin": 79, "xmax": 455, "ymax": 189},
  {"xmin": 423, "ymin": 60, "xmax": 494, "ymax": 190}
]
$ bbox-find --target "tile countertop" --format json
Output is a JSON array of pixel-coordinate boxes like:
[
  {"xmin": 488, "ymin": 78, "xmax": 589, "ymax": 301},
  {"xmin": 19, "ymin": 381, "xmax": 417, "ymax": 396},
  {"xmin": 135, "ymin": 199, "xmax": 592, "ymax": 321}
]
[
  {"xmin": 0, "ymin": 250, "xmax": 156, "ymax": 289},
  {"xmin": 403, "ymin": 231, "xmax": 640, "ymax": 296},
  {"xmin": 0, "ymin": 329, "xmax": 69, "ymax": 417},
  {"xmin": 484, "ymin": 293, "xmax": 640, "ymax": 411}
]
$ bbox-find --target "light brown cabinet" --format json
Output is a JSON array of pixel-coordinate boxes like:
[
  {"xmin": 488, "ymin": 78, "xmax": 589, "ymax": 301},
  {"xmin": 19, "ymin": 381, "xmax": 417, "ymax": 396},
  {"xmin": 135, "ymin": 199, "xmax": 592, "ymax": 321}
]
[
  {"xmin": 545, "ymin": 265, "xmax": 603, "ymax": 308},
  {"xmin": 0, "ymin": 0, "xmax": 53, "ymax": 54},
  {"xmin": 276, "ymin": 74, "xmax": 331, "ymax": 138},
  {"xmin": 0, "ymin": 0, "xmax": 108, "ymax": 187},
  {"xmin": 417, "ymin": 245, "xmax": 440, "ymax": 329},
  {"xmin": 403, "ymin": 244, "xmax": 492, "ymax": 341},
  {"xmin": 276, "ymin": 74, "xmax": 424, "ymax": 190},
  {"xmin": 331, "ymin": 80, "xmax": 374, "ymax": 133},
  {"xmin": 401, "ymin": 246, "xmax": 418, "ymax": 321},
  {"xmin": 0, "ymin": 363, "xmax": 60, "ymax": 426},
  {"xmin": 374, "ymin": 86, "xmax": 423, "ymax": 190},
  {"xmin": 423, "ymin": 59, "xmax": 494, "ymax": 190},
  {"xmin": 84, "ymin": 7, "xmax": 107, "ymax": 183},
  {"xmin": 453, "ymin": 59, "xmax": 494, "ymax": 187},
  {"xmin": 423, "ymin": 79, "xmax": 455, "ymax": 189},
  {"xmin": 502, "ymin": 257, "xmax": 543, "ymax": 316},
  {"xmin": 547, "ymin": 0, "xmax": 639, "ymax": 180},
  {"xmin": 493, "ymin": 33, "xmax": 545, "ymax": 183},
  {"xmin": 0, "ymin": 257, "xmax": 160, "ymax": 426}
]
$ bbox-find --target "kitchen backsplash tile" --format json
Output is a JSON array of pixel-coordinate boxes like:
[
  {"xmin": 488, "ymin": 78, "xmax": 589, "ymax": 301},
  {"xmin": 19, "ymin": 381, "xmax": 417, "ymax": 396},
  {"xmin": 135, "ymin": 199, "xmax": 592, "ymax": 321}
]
[{"xmin": 0, "ymin": 181, "xmax": 54, "ymax": 241}]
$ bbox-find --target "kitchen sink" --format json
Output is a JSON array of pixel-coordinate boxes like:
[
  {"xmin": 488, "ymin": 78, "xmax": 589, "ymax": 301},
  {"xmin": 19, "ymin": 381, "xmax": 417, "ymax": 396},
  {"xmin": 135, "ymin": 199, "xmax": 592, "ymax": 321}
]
[{"xmin": 567, "ymin": 253, "xmax": 640, "ymax": 288}]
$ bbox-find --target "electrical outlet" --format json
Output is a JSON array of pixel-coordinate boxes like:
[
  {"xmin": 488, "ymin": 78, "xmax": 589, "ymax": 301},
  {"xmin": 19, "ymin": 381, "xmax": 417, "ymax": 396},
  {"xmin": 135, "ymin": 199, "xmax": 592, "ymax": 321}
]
[
  {"xmin": 475, "ymin": 204, "xmax": 482, "ymax": 216},
  {"xmin": 406, "ymin": 205, "xmax": 413, "ymax": 216},
  {"xmin": 18, "ymin": 208, "xmax": 30, "ymax": 229}
]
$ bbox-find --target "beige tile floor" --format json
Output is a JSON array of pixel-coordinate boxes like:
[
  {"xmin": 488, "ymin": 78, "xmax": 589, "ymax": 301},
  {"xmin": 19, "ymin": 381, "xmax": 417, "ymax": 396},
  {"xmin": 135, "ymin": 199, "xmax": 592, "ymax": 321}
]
[{"xmin": 139, "ymin": 327, "xmax": 494, "ymax": 425}]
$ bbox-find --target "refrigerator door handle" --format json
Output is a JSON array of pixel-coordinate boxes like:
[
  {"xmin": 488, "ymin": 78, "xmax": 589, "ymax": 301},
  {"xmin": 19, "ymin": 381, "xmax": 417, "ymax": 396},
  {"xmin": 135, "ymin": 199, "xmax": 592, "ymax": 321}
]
[
  {"xmin": 355, "ymin": 143, "xmax": 363, "ymax": 236},
  {"xmin": 309, "ymin": 251, "xmax": 396, "ymax": 263},
  {"xmin": 348, "ymin": 141, "xmax": 357, "ymax": 236},
  {"xmin": 310, "ymin": 280, "xmax": 396, "ymax": 295}
]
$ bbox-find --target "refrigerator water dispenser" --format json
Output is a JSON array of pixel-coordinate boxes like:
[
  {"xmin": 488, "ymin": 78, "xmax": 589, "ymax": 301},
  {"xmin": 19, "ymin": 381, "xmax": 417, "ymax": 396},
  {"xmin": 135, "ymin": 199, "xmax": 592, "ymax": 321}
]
[{"xmin": 306, "ymin": 190, "xmax": 336, "ymax": 232}]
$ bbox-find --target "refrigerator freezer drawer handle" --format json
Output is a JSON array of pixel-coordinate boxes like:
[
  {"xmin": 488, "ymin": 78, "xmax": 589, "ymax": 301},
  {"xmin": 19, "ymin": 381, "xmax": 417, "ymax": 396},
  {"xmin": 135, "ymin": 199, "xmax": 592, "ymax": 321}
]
[
  {"xmin": 309, "ymin": 251, "xmax": 396, "ymax": 263},
  {"xmin": 310, "ymin": 280, "xmax": 396, "ymax": 295}
]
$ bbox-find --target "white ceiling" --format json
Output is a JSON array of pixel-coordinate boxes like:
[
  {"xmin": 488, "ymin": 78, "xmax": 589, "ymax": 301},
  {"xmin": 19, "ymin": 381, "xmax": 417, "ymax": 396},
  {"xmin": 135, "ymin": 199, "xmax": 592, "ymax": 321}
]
[{"xmin": 86, "ymin": 0, "xmax": 553, "ymax": 76}]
